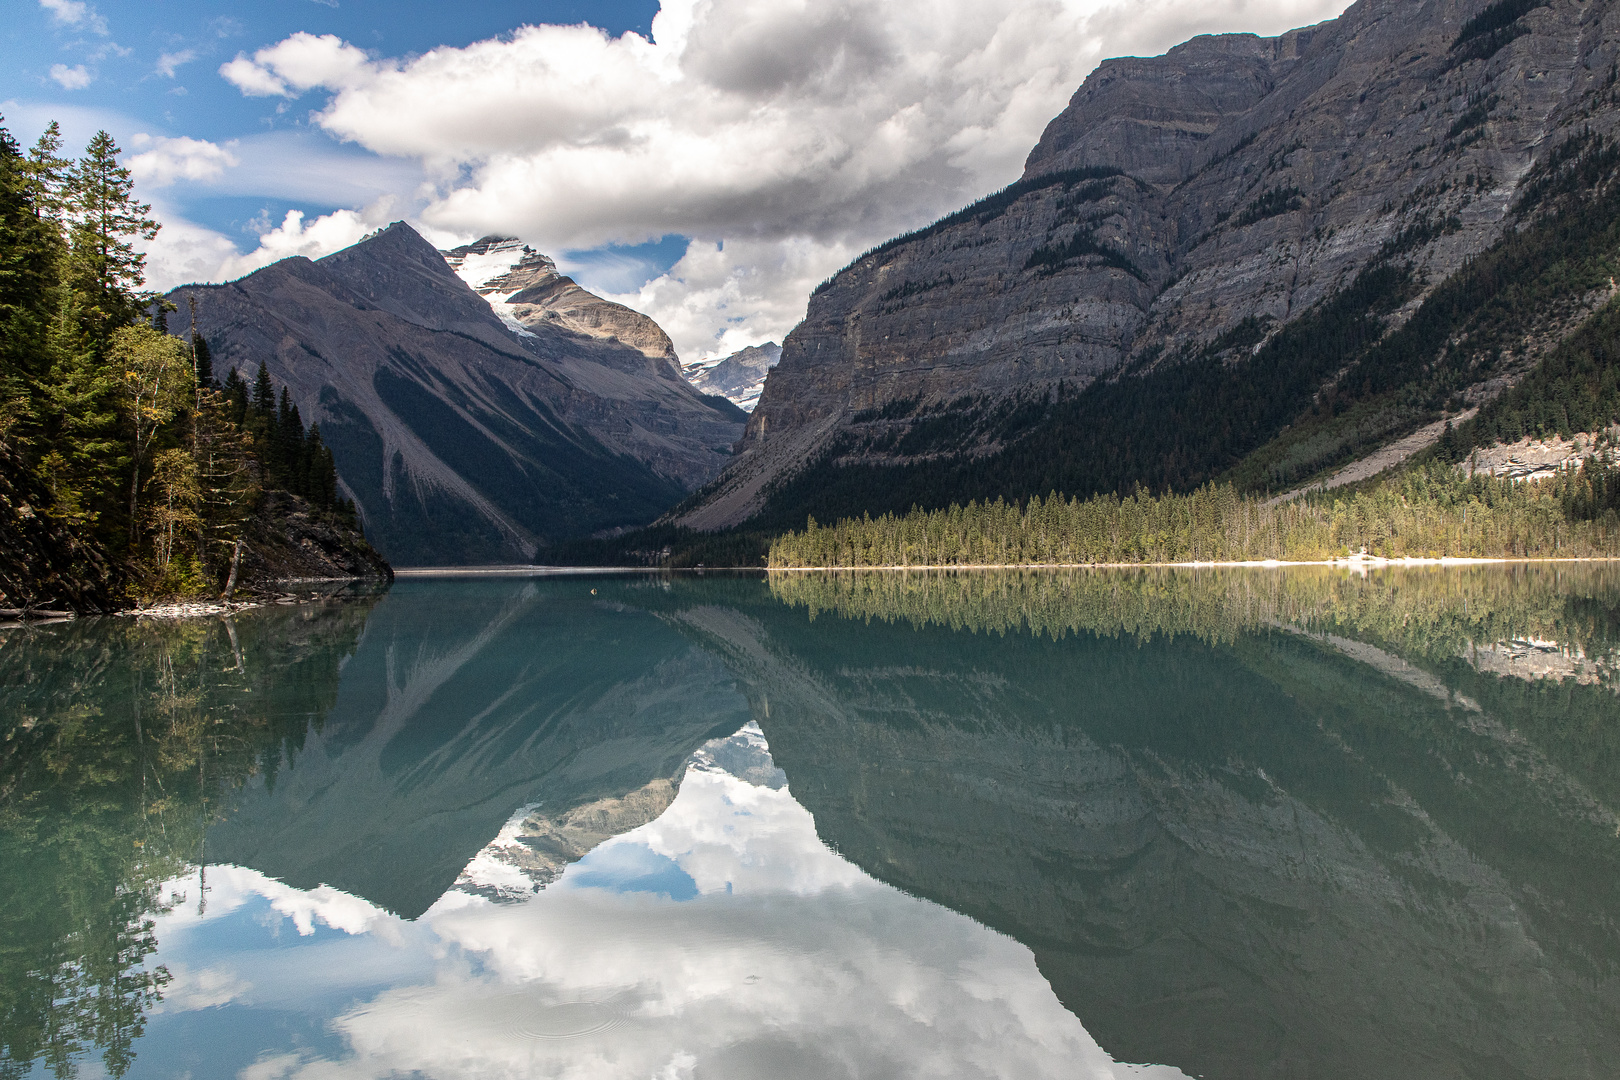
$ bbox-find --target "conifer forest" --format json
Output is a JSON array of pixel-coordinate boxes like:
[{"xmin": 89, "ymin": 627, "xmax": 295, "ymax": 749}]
[{"xmin": 0, "ymin": 118, "xmax": 352, "ymax": 606}]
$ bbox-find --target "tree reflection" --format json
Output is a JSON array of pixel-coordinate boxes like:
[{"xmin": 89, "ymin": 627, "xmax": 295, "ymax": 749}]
[{"xmin": 0, "ymin": 597, "xmax": 377, "ymax": 1079}]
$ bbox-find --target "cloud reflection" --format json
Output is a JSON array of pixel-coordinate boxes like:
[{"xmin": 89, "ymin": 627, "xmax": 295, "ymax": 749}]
[{"xmin": 153, "ymin": 724, "xmax": 1187, "ymax": 1079}]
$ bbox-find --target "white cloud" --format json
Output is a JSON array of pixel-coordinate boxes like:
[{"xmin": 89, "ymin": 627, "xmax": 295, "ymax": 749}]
[
  {"xmin": 603, "ymin": 236, "xmax": 857, "ymax": 363},
  {"xmin": 49, "ymin": 63, "xmax": 93, "ymax": 90},
  {"xmin": 218, "ymin": 55, "xmax": 292, "ymax": 97},
  {"xmin": 155, "ymin": 49, "xmax": 196, "ymax": 78},
  {"xmin": 129, "ymin": 134, "xmax": 239, "ymax": 186},
  {"xmin": 218, "ymin": 206, "xmax": 381, "ymax": 278},
  {"xmin": 139, "ymin": 203, "xmax": 242, "ymax": 287},
  {"xmin": 38, "ymin": 0, "xmax": 107, "ymax": 35},
  {"xmin": 220, "ymin": 33, "xmax": 373, "ymax": 99},
  {"xmin": 138, "ymin": 203, "xmax": 396, "ymax": 292},
  {"xmin": 214, "ymin": 0, "xmax": 1353, "ymax": 359}
]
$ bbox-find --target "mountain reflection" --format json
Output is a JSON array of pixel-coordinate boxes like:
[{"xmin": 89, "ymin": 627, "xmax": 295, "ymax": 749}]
[
  {"xmin": 713, "ymin": 566, "xmax": 1620, "ymax": 1079},
  {"xmin": 4, "ymin": 568, "xmax": 1620, "ymax": 1079}
]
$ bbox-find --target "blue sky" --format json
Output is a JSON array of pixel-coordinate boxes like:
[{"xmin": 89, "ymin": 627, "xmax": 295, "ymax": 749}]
[
  {"xmin": 1, "ymin": 1, "xmax": 685, "ymax": 293},
  {"xmin": 0, "ymin": 0, "xmax": 1351, "ymax": 361}
]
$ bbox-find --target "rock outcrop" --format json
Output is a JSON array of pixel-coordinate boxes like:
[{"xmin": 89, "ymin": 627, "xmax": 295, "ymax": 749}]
[
  {"xmin": 172, "ymin": 224, "xmax": 743, "ymax": 565},
  {"xmin": 681, "ymin": 342, "xmax": 782, "ymax": 412},
  {"xmin": 681, "ymin": 0, "xmax": 1620, "ymax": 528},
  {"xmin": 0, "ymin": 440, "xmax": 116, "ymax": 612},
  {"xmin": 238, "ymin": 490, "xmax": 393, "ymax": 585}
]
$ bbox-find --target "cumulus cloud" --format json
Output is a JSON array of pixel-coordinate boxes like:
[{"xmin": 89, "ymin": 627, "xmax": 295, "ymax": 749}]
[
  {"xmin": 155, "ymin": 49, "xmax": 195, "ymax": 78},
  {"xmin": 220, "ymin": 32, "xmax": 372, "ymax": 98},
  {"xmin": 38, "ymin": 0, "xmax": 107, "ymax": 35},
  {"xmin": 49, "ymin": 63, "xmax": 93, "ymax": 90},
  {"xmin": 214, "ymin": 0, "xmax": 1352, "ymax": 360},
  {"xmin": 221, "ymin": 206, "xmax": 382, "ymax": 275},
  {"xmin": 129, "ymin": 134, "xmax": 239, "ymax": 185},
  {"xmin": 138, "ymin": 203, "xmax": 396, "ymax": 291}
]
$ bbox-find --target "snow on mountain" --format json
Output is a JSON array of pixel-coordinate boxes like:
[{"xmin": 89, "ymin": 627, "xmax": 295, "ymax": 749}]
[{"xmin": 682, "ymin": 342, "xmax": 781, "ymax": 412}]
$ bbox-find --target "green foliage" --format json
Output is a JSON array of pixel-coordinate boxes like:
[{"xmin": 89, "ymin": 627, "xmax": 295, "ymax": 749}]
[
  {"xmin": 1450, "ymin": 0, "xmax": 1547, "ymax": 65},
  {"xmin": 767, "ymin": 461, "xmax": 1620, "ymax": 568},
  {"xmin": 0, "ymin": 116, "xmax": 370, "ymax": 605},
  {"xmin": 0, "ymin": 121, "xmax": 64, "ymax": 421},
  {"xmin": 60, "ymin": 132, "xmax": 156, "ymax": 360},
  {"xmin": 1459, "ymin": 298, "xmax": 1620, "ymax": 446},
  {"xmin": 219, "ymin": 364, "xmax": 348, "ymax": 519},
  {"xmin": 1233, "ymin": 186, "xmax": 1303, "ymax": 228}
]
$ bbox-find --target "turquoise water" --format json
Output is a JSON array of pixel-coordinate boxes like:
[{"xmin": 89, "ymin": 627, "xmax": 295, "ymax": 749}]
[{"xmin": 4, "ymin": 568, "xmax": 1620, "ymax": 1079}]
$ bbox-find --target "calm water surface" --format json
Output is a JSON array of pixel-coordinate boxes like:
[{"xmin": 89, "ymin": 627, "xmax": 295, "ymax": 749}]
[{"xmin": 4, "ymin": 568, "xmax": 1620, "ymax": 1079}]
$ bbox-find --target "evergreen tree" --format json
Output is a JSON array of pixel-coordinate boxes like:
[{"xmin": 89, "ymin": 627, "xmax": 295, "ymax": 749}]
[
  {"xmin": 62, "ymin": 132, "xmax": 156, "ymax": 359},
  {"xmin": 191, "ymin": 332, "xmax": 214, "ymax": 389},
  {"xmin": 0, "ymin": 119, "xmax": 62, "ymax": 426},
  {"xmin": 25, "ymin": 121, "xmax": 70, "ymax": 223},
  {"xmin": 221, "ymin": 367, "xmax": 248, "ymax": 428},
  {"xmin": 250, "ymin": 361, "xmax": 274, "ymax": 417}
]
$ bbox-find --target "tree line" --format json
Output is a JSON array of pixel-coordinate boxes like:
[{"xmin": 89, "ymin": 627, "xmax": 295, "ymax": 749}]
[
  {"xmin": 766, "ymin": 460, "xmax": 1620, "ymax": 568},
  {"xmin": 0, "ymin": 116, "xmax": 349, "ymax": 602}
]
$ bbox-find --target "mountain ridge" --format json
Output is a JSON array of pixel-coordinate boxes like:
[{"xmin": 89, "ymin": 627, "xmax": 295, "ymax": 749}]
[
  {"xmin": 676, "ymin": 0, "xmax": 1620, "ymax": 532},
  {"xmin": 170, "ymin": 223, "xmax": 743, "ymax": 565}
]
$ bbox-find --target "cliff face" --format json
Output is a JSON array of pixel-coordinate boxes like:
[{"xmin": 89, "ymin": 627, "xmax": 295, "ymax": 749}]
[
  {"xmin": 682, "ymin": 0, "xmax": 1620, "ymax": 528},
  {"xmin": 173, "ymin": 225, "xmax": 743, "ymax": 566}
]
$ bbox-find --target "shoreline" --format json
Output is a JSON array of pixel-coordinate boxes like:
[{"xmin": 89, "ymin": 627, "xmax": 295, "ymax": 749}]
[{"xmin": 766, "ymin": 555, "xmax": 1620, "ymax": 572}]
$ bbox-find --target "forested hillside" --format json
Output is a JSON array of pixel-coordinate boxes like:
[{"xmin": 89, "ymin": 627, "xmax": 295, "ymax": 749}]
[{"xmin": 0, "ymin": 118, "xmax": 386, "ymax": 610}]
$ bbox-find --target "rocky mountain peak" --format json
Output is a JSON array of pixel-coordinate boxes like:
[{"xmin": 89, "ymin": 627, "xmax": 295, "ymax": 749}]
[
  {"xmin": 682, "ymin": 342, "xmax": 782, "ymax": 412},
  {"xmin": 442, "ymin": 234, "xmax": 679, "ymax": 372},
  {"xmin": 1023, "ymin": 32, "xmax": 1300, "ymax": 185},
  {"xmin": 173, "ymin": 225, "xmax": 743, "ymax": 564}
]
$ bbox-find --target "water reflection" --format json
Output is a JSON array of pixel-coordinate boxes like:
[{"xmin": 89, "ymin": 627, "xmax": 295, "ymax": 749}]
[
  {"xmin": 3, "ymin": 568, "xmax": 1619, "ymax": 1079},
  {"xmin": 136, "ymin": 725, "xmax": 1172, "ymax": 1080}
]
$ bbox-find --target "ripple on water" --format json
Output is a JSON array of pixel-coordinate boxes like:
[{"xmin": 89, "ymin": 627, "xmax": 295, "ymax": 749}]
[{"xmin": 486, "ymin": 996, "xmax": 625, "ymax": 1042}]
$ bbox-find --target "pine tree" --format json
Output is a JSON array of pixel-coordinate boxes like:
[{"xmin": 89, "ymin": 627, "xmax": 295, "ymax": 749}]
[
  {"xmin": 62, "ymin": 132, "xmax": 157, "ymax": 359},
  {"xmin": 25, "ymin": 122, "xmax": 70, "ymax": 223},
  {"xmin": 251, "ymin": 361, "xmax": 274, "ymax": 417},
  {"xmin": 191, "ymin": 332, "xmax": 214, "ymax": 389},
  {"xmin": 221, "ymin": 367, "xmax": 249, "ymax": 428},
  {"xmin": 0, "ymin": 119, "xmax": 64, "ymax": 430}
]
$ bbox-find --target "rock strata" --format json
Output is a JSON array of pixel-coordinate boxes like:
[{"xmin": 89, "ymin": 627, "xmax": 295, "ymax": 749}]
[{"xmin": 683, "ymin": 0, "xmax": 1620, "ymax": 528}]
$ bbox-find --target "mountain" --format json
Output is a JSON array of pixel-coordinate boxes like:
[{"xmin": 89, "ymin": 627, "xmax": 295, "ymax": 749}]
[
  {"xmin": 681, "ymin": 342, "xmax": 782, "ymax": 412},
  {"xmin": 170, "ymin": 224, "xmax": 744, "ymax": 566},
  {"xmin": 677, "ymin": 0, "xmax": 1620, "ymax": 531}
]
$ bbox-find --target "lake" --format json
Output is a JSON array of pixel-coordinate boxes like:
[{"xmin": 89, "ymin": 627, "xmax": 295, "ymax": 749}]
[{"xmin": 4, "ymin": 566, "xmax": 1619, "ymax": 1079}]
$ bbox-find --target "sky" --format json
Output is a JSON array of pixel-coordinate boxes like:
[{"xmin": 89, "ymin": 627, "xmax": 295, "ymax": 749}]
[{"xmin": 1, "ymin": 0, "xmax": 1353, "ymax": 363}]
